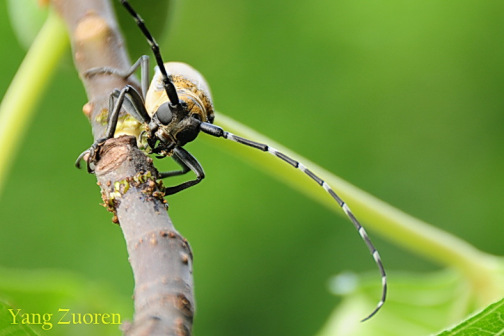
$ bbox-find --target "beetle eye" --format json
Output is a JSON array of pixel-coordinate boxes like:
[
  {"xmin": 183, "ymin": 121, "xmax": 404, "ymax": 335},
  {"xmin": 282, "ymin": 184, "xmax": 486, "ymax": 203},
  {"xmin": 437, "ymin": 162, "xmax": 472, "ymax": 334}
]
[{"xmin": 156, "ymin": 102, "xmax": 173, "ymax": 125}]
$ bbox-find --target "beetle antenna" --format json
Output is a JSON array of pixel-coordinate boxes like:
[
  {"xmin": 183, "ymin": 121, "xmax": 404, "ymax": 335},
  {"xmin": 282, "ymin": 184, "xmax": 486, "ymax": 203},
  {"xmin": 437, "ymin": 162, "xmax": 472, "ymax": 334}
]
[
  {"xmin": 120, "ymin": 0, "xmax": 180, "ymax": 106},
  {"xmin": 199, "ymin": 121, "xmax": 387, "ymax": 321}
]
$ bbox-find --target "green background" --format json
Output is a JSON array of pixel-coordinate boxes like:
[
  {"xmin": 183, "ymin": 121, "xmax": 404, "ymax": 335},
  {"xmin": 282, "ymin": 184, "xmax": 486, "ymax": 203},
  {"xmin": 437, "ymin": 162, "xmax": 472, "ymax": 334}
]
[{"xmin": 0, "ymin": 0, "xmax": 503, "ymax": 335}]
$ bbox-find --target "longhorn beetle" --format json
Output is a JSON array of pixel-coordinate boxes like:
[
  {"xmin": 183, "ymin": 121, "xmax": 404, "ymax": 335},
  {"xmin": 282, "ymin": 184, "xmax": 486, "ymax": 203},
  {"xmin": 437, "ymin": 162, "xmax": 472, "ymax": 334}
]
[{"xmin": 76, "ymin": 0, "xmax": 387, "ymax": 321}]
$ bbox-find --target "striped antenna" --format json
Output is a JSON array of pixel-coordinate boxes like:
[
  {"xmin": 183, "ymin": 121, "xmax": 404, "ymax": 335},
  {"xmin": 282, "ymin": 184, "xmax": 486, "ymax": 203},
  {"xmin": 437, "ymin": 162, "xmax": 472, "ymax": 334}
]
[
  {"xmin": 120, "ymin": 0, "xmax": 180, "ymax": 106},
  {"xmin": 200, "ymin": 122, "xmax": 387, "ymax": 321}
]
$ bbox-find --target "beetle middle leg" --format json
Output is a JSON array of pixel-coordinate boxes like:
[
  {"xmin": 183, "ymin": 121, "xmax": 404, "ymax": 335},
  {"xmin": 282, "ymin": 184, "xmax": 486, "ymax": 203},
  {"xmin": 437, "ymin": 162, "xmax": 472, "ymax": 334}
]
[{"xmin": 84, "ymin": 55, "xmax": 150, "ymax": 99}]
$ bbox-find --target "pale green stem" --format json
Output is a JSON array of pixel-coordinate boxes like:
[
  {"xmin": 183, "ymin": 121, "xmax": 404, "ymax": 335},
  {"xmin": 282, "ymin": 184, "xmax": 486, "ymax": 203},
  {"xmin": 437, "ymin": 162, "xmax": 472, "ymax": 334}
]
[
  {"xmin": 211, "ymin": 113, "xmax": 503, "ymax": 303},
  {"xmin": 0, "ymin": 11, "xmax": 68, "ymax": 195}
]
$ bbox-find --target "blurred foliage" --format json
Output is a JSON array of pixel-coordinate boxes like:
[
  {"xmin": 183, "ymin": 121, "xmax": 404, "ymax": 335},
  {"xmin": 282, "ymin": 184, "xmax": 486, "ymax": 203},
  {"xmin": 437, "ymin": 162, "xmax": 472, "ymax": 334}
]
[
  {"xmin": 6, "ymin": 0, "xmax": 48, "ymax": 48},
  {"xmin": 318, "ymin": 271, "xmax": 465, "ymax": 336},
  {"xmin": 0, "ymin": 267, "xmax": 130, "ymax": 336},
  {"xmin": 0, "ymin": 0, "xmax": 503, "ymax": 335},
  {"xmin": 0, "ymin": 301, "xmax": 39, "ymax": 336}
]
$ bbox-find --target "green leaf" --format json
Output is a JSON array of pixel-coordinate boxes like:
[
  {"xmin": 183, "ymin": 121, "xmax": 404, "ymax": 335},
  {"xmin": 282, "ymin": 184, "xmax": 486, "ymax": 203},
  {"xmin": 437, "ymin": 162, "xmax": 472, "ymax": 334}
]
[
  {"xmin": 0, "ymin": 301, "xmax": 40, "ymax": 336},
  {"xmin": 317, "ymin": 271, "xmax": 477, "ymax": 336},
  {"xmin": 436, "ymin": 298, "xmax": 504, "ymax": 336}
]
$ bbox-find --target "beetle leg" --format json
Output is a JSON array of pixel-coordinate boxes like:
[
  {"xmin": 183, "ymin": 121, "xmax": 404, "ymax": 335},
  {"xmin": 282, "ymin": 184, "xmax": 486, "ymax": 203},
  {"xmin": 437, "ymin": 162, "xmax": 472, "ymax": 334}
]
[
  {"xmin": 110, "ymin": 85, "xmax": 151, "ymax": 125},
  {"xmin": 160, "ymin": 147, "xmax": 205, "ymax": 195},
  {"xmin": 75, "ymin": 85, "xmax": 149, "ymax": 173},
  {"xmin": 85, "ymin": 55, "xmax": 150, "ymax": 99}
]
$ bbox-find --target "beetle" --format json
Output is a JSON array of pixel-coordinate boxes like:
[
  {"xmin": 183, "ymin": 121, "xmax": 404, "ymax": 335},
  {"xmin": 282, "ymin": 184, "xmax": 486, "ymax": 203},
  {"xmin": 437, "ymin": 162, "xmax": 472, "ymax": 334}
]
[{"xmin": 76, "ymin": 0, "xmax": 387, "ymax": 321}]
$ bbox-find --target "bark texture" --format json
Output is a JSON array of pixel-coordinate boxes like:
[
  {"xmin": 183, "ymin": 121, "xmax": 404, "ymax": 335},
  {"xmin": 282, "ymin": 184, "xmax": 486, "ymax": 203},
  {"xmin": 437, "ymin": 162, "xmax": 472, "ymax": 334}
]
[{"xmin": 51, "ymin": 1, "xmax": 195, "ymax": 335}]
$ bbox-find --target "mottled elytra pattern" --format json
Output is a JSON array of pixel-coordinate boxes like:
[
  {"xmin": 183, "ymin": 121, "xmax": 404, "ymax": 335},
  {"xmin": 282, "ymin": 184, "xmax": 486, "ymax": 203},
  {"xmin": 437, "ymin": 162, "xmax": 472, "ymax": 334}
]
[{"xmin": 199, "ymin": 123, "xmax": 387, "ymax": 321}]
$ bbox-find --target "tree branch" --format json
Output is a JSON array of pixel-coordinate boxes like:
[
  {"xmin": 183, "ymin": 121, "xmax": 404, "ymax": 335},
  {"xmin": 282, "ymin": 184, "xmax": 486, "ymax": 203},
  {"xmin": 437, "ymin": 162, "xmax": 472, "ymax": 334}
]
[{"xmin": 51, "ymin": 0, "xmax": 195, "ymax": 335}]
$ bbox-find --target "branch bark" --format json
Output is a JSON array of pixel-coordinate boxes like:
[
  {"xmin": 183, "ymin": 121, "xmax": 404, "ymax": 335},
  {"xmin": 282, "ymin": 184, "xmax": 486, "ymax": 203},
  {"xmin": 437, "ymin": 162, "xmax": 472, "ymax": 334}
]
[{"xmin": 51, "ymin": 1, "xmax": 195, "ymax": 335}]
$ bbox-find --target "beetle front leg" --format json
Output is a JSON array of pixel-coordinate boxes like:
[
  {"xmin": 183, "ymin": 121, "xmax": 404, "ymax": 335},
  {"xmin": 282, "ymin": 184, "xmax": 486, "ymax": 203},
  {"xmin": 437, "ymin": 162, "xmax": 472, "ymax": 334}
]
[
  {"xmin": 160, "ymin": 147, "xmax": 205, "ymax": 195},
  {"xmin": 75, "ymin": 86, "xmax": 136, "ymax": 173},
  {"xmin": 74, "ymin": 136, "xmax": 110, "ymax": 173}
]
